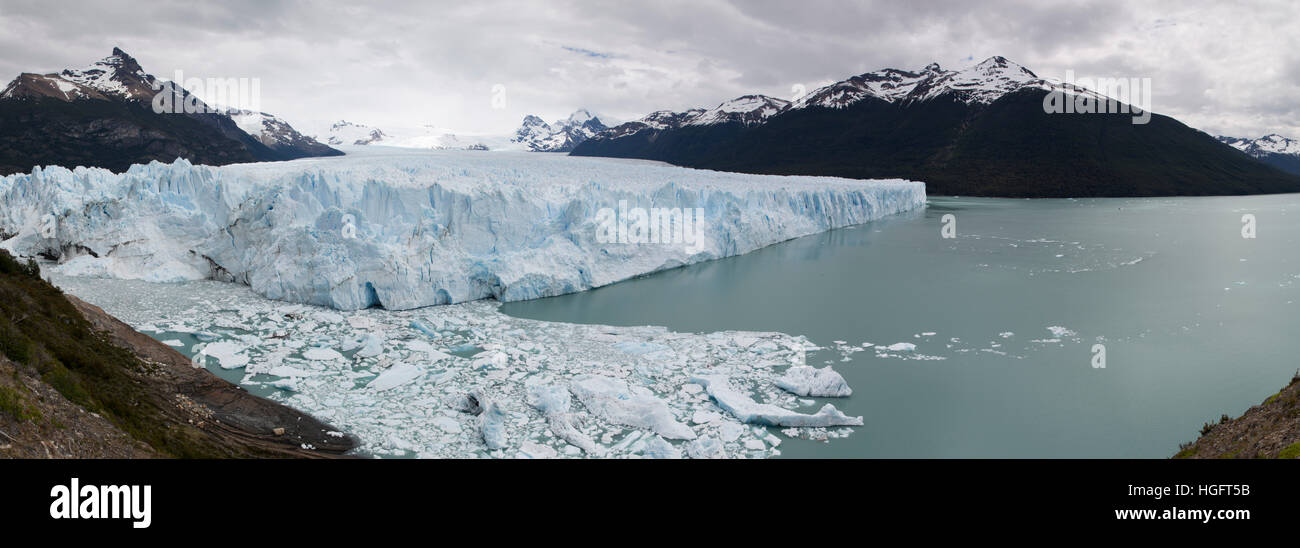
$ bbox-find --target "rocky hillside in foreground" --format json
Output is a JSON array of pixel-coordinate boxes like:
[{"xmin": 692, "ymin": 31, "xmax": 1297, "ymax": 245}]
[
  {"xmin": 574, "ymin": 56, "xmax": 1300, "ymax": 198},
  {"xmin": 0, "ymin": 250, "xmax": 356, "ymax": 458},
  {"xmin": 1175, "ymin": 371, "xmax": 1300, "ymax": 459}
]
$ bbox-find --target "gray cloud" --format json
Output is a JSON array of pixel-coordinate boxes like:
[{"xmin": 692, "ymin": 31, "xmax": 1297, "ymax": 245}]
[{"xmin": 0, "ymin": 0, "xmax": 1295, "ymax": 137}]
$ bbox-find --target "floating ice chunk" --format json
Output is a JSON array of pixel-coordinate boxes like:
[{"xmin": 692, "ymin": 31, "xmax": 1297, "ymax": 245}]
[
  {"xmin": 691, "ymin": 409, "xmax": 722, "ymax": 425},
  {"xmin": 525, "ymin": 377, "xmax": 572, "ymax": 415},
  {"xmin": 613, "ymin": 340, "xmax": 670, "ymax": 355},
  {"xmin": 518, "ymin": 441, "xmax": 558, "ymax": 459},
  {"xmin": 478, "ymin": 393, "xmax": 508, "ymax": 450},
  {"xmin": 161, "ymin": 339, "xmax": 183, "ymax": 347},
  {"xmin": 202, "ymin": 341, "xmax": 249, "ymax": 369},
  {"xmin": 639, "ymin": 436, "xmax": 681, "ymax": 459},
  {"xmin": 775, "ymin": 365, "xmax": 852, "ymax": 397},
  {"xmin": 432, "ymin": 416, "xmax": 462, "ymax": 434},
  {"xmin": 470, "ymin": 350, "xmax": 508, "ymax": 370},
  {"xmin": 686, "ymin": 436, "xmax": 726, "ymax": 459},
  {"xmin": 407, "ymin": 340, "xmax": 451, "ymax": 362},
  {"xmin": 885, "ymin": 342, "xmax": 916, "ymax": 352},
  {"xmin": 303, "ymin": 347, "xmax": 344, "ymax": 361},
  {"xmin": 410, "ymin": 321, "xmax": 440, "ymax": 338},
  {"xmin": 267, "ymin": 365, "xmax": 316, "ymax": 378},
  {"xmin": 269, "ymin": 378, "xmax": 298, "ymax": 391},
  {"xmin": 719, "ymin": 422, "xmax": 744, "ymax": 442},
  {"xmin": 690, "ymin": 375, "xmax": 863, "ymax": 427},
  {"xmin": 1046, "ymin": 326, "xmax": 1076, "ymax": 338},
  {"xmin": 999, "ymin": 332, "xmax": 1014, "ymax": 339},
  {"xmin": 367, "ymin": 362, "xmax": 423, "ymax": 391},
  {"xmin": 570, "ymin": 375, "xmax": 696, "ymax": 440},
  {"xmin": 356, "ymin": 333, "xmax": 385, "ymax": 358}
]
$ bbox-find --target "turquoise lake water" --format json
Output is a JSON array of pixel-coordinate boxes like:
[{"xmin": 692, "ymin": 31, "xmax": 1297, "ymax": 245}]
[{"xmin": 502, "ymin": 195, "xmax": 1300, "ymax": 457}]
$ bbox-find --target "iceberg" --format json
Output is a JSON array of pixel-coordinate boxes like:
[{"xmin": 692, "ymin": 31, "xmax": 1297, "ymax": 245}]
[
  {"xmin": 690, "ymin": 375, "xmax": 863, "ymax": 427},
  {"xmin": 569, "ymin": 375, "xmax": 696, "ymax": 440},
  {"xmin": 524, "ymin": 377, "xmax": 604, "ymax": 456},
  {"xmin": 774, "ymin": 365, "xmax": 852, "ymax": 397},
  {"xmin": 2, "ymin": 150, "xmax": 926, "ymax": 311},
  {"xmin": 475, "ymin": 391, "xmax": 509, "ymax": 450},
  {"xmin": 367, "ymin": 362, "xmax": 423, "ymax": 391}
]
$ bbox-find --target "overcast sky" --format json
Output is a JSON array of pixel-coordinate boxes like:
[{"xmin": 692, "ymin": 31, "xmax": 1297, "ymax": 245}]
[{"xmin": 1, "ymin": 0, "xmax": 1296, "ymax": 138}]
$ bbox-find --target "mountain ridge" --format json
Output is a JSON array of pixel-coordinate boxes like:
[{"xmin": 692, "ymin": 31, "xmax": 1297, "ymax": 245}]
[
  {"xmin": 573, "ymin": 56, "xmax": 1300, "ymax": 198},
  {"xmin": 0, "ymin": 48, "xmax": 340, "ymax": 175}
]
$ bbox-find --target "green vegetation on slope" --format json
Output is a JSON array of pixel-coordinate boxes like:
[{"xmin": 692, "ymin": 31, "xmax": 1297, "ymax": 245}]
[
  {"xmin": 0, "ymin": 250, "xmax": 218, "ymax": 456},
  {"xmin": 1175, "ymin": 371, "xmax": 1300, "ymax": 459}
]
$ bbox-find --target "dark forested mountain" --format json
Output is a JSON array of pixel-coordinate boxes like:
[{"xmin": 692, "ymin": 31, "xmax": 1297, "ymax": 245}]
[{"xmin": 573, "ymin": 57, "xmax": 1300, "ymax": 198}]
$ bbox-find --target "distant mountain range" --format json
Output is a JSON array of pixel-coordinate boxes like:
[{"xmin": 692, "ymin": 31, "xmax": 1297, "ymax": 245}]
[
  {"xmin": 308, "ymin": 119, "xmax": 508, "ymax": 150},
  {"xmin": 308, "ymin": 109, "xmax": 610, "ymax": 153},
  {"xmin": 0, "ymin": 48, "xmax": 340, "ymax": 176},
  {"xmin": 573, "ymin": 56, "xmax": 1300, "ymax": 197},
  {"xmin": 1217, "ymin": 134, "xmax": 1300, "ymax": 175},
  {"xmin": 512, "ymin": 109, "xmax": 609, "ymax": 152}
]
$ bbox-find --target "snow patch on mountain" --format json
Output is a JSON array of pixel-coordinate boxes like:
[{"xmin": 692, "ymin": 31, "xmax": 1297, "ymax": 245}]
[{"xmin": 687, "ymin": 95, "xmax": 792, "ymax": 126}]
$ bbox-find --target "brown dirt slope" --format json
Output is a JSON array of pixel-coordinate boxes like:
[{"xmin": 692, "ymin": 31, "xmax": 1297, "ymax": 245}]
[
  {"xmin": 1175, "ymin": 372, "xmax": 1300, "ymax": 459},
  {"xmin": 0, "ymin": 250, "xmax": 359, "ymax": 458}
]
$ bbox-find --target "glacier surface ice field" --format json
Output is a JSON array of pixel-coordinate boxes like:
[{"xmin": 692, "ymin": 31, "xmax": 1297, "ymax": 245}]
[{"xmin": 1, "ymin": 149, "xmax": 926, "ymax": 310}]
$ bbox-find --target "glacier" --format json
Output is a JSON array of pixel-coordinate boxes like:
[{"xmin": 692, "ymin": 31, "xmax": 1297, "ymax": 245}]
[{"xmin": 0, "ymin": 149, "xmax": 926, "ymax": 311}]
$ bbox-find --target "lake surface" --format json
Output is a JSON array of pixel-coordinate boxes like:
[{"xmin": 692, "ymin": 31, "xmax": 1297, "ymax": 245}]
[{"xmin": 502, "ymin": 195, "xmax": 1300, "ymax": 458}]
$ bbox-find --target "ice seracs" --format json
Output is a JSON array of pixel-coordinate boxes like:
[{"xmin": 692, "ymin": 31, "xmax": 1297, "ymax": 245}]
[{"xmin": 1, "ymin": 149, "xmax": 926, "ymax": 311}]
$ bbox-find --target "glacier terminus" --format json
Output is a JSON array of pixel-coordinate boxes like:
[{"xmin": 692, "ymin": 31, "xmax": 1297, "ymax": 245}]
[{"xmin": 1, "ymin": 148, "xmax": 926, "ymax": 311}]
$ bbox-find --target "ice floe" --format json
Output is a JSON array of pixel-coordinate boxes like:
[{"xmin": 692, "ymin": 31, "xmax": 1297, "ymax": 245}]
[{"xmin": 49, "ymin": 273, "xmax": 861, "ymax": 459}]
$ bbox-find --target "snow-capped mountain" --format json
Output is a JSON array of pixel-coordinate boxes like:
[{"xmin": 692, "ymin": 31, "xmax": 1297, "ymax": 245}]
[
  {"xmin": 573, "ymin": 56, "xmax": 1300, "ymax": 198},
  {"xmin": 226, "ymin": 109, "xmax": 340, "ymax": 158},
  {"xmin": 601, "ymin": 56, "xmax": 1054, "ymax": 140},
  {"xmin": 511, "ymin": 109, "xmax": 609, "ymax": 152},
  {"xmin": 308, "ymin": 120, "xmax": 518, "ymax": 150},
  {"xmin": 1218, "ymin": 134, "xmax": 1300, "ymax": 175},
  {"xmin": 1219, "ymin": 134, "xmax": 1300, "ymax": 156},
  {"xmin": 0, "ymin": 47, "xmax": 160, "ymax": 102},
  {"xmin": 0, "ymin": 48, "xmax": 339, "ymax": 175},
  {"xmin": 320, "ymin": 120, "xmax": 390, "ymax": 146},
  {"xmin": 686, "ymin": 95, "xmax": 791, "ymax": 127}
]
